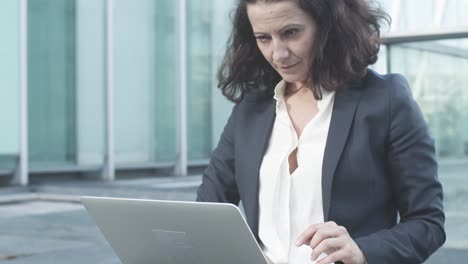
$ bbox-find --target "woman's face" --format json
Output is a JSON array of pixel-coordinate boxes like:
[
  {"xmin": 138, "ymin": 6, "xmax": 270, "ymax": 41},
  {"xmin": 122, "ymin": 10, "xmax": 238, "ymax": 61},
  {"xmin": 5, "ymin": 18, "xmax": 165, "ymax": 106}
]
[{"xmin": 247, "ymin": 0, "xmax": 317, "ymax": 85}]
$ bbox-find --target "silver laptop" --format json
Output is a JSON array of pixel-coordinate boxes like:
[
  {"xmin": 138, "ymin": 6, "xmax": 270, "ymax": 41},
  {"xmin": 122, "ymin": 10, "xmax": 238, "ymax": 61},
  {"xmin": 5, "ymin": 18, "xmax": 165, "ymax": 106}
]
[{"xmin": 81, "ymin": 196, "xmax": 268, "ymax": 264}]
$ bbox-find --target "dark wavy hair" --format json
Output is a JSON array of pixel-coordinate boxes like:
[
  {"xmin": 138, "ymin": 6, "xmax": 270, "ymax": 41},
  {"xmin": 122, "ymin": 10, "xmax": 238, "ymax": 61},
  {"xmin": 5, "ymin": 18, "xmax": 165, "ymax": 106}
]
[{"xmin": 218, "ymin": 0, "xmax": 391, "ymax": 102}]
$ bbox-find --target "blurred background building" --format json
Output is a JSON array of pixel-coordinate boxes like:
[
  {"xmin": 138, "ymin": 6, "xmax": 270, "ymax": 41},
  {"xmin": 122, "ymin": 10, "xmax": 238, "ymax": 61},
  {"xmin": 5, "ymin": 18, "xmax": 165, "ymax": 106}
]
[
  {"xmin": 1, "ymin": 0, "xmax": 238, "ymax": 182},
  {"xmin": 0, "ymin": 0, "xmax": 467, "ymax": 247}
]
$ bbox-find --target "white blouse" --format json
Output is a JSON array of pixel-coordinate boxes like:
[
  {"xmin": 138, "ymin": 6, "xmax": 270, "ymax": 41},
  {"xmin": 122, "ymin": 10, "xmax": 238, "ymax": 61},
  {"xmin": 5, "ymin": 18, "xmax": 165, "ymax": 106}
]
[{"xmin": 258, "ymin": 80, "xmax": 335, "ymax": 264}]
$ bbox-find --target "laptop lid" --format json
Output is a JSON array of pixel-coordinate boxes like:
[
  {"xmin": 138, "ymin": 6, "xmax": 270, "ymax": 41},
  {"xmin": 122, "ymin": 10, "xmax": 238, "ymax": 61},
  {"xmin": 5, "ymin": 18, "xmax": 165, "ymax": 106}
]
[{"xmin": 81, "ymin": 196, "xmax": 268, "ymax": 264}]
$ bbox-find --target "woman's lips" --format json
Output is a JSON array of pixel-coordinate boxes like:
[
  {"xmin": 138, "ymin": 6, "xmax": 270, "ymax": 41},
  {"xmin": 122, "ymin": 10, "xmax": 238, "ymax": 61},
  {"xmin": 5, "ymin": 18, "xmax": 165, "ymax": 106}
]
[{"xmin": 278, "ymin": 62, "xmax": 299, "ymax": 71}]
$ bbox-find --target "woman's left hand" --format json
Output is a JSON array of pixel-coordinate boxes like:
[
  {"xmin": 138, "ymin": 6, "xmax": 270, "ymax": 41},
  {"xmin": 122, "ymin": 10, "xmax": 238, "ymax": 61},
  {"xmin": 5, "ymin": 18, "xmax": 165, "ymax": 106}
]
[{"xmin": 295, "ymin": 221, "xmax": 366, "ymax": 264}]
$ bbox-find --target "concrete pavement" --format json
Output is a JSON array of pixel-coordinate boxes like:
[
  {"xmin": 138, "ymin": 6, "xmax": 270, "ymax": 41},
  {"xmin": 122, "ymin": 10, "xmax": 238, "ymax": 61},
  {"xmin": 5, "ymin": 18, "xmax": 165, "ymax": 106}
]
[{"xmin": 0, "ymin": 174, "xmax": 466, "ymax": 263}]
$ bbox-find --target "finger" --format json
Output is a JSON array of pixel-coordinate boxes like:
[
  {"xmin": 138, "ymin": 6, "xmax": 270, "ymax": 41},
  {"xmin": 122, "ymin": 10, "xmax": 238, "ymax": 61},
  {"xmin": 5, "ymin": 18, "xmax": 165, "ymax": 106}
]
[
  {"xmin": 296, "ymin": 224, "xmax": 319, "ymax": 246},
  {"xmin": 310, "ymin": 237, "xmax": 343, "ymax": 261},
  {"xmin": 308, "ymin": 226, "xmax": 344, "ymax": 249},
  {"xmin": 324, "ymin": 221, "xmax": 338, "ymax": 227},
  {"xmin": 311, "ymin": 224, "xmax": 349, "ymax": 249},
  {"xmin": 316, "ymin": 249, "xmax": 346, "ymax": 264},
  {"xmin": 296, "ymin": 222, "xmax": 339, "ymax": 246}
]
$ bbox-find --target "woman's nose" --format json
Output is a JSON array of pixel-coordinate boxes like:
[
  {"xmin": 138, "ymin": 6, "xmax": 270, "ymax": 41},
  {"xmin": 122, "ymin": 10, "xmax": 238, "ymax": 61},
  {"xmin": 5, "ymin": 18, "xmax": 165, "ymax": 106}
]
[{"xmin": 272, "ymin": 39, "xmax": 289, "ymax": 63}]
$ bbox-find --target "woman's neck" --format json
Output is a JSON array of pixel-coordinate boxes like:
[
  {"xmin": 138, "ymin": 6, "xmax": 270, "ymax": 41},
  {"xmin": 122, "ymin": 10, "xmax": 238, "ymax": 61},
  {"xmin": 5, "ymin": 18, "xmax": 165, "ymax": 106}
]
[{"xmin": 285, "ymin": 81, "xmax": 314, "ymax": 96}]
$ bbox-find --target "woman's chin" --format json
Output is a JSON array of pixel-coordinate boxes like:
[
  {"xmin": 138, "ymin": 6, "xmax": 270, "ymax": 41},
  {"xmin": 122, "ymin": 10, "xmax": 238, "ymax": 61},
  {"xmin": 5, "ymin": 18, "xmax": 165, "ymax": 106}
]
[{"xmin": 280, "ymin": 76, "xmax": 307, "ymax": 84}]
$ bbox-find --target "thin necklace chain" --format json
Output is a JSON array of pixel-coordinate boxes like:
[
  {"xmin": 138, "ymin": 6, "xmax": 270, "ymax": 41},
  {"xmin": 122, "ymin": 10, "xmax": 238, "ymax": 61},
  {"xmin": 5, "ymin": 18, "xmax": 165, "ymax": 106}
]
[{"xmin": 285, "ymin": 83, "xmax": 305, "ymax": 96}]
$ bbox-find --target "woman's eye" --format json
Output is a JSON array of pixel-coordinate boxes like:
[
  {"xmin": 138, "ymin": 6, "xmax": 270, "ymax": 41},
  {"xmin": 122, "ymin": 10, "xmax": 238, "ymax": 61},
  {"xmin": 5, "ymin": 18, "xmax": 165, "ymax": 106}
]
[
  {"xmin": 255, "ymin": 36, "xmax": 270, "ymax": 43},
  {"xmin": 284, "ymin": 28, "xmax": 299, "ymax": 37}
]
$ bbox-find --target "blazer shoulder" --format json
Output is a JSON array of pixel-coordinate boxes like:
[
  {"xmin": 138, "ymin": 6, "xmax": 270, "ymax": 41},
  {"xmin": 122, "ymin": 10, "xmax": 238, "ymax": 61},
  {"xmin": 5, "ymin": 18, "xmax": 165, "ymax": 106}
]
[
  {"xmin": 364, "ymin": 69, "xmax": 410, "ymax": 92},
  {"xmin": 361, "ymin": 70, "xmax": 415, "ymax": 107},
  {"xmin": 236, "ymin": 90, "xmax": 276, "ymax": 114}
]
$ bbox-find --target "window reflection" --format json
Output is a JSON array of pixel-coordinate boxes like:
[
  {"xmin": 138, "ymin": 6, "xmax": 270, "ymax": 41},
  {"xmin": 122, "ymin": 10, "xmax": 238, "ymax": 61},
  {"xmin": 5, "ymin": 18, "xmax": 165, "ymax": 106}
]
[{"xmin": 390, "ymin": 40, "xmax": 468, "ymax": 159}]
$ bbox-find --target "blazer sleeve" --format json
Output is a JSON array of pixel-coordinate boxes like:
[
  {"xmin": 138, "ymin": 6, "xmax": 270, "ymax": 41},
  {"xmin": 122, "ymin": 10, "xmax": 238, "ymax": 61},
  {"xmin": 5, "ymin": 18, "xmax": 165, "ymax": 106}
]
[
  {"xmin": 355, "ymin": 74, "xmax": 446, "ymax": 263},
  {"xmin": 196, "ymin": 104, "xmax": 240, "ymax": 205}
]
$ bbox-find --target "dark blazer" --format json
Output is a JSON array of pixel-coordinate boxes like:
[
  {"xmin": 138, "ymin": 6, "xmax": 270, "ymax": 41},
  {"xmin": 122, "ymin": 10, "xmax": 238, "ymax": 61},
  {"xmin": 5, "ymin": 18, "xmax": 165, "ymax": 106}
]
[{"xmin": 196, "ymin": 70, "xmax": 445, "ymax": 263}]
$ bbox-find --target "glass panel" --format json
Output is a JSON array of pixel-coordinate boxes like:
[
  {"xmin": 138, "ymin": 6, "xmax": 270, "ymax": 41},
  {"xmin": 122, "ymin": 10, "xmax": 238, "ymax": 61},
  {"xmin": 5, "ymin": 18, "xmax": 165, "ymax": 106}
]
[
  {"xmin": 210, "ymin": 1, "xmax": 235, "ymax": 149},
  {"xmin": 186, "ymin": 0, "xmax": 213, "ymax": 160},
  {"xmin": 376, "ymin": 0, "xmax": 468, "ymax": 32},
  {"xmin": 75, "ymin": 0, "xmax": 106, "ymax": 166},
  {"xmin": 113, "ymin": 0, "xmax": 154, "ymax": 164},
  {"xmin": 444, "ymin": 0, "xmax": 468, "ymax": 27},
  {"xmin": 113, "ymin": 0, "xmax": 177, "ymax": 164},
  {"xmin": 372, "ymin": 45, "xmax": 388, "ymax": 75},
  {"xmin": 186, "ymin": 0, "xmax": 236, "ymax": 160},
  {"xmin": 390, "ymin": 40, "xmax": 468, "ymax": 159},
  {"xmin": 389, "ymin": 38, "xmax": 468, "ymax": 249},
  {"xmin": 398, "ymin": 1, "xmax": 435, "ymax": 30},
  {"xmin": 154, "ymin": 0, "xmax": 177, "ymax": 162},
  {"xmin": 0, "ymin": 0, "xmax": 20, "ymax": 171},
  {"xmin": 28, "ymin": 0, "xmax": 77, "ymax": 166}
]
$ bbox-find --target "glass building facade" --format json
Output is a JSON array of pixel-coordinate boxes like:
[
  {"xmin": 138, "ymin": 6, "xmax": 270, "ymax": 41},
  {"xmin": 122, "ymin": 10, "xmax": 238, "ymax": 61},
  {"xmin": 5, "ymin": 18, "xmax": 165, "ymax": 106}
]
[
  {"xmin": 0, "ymin": 0, "xmax": 467, "ymax": 252},
  {"xmin": 0, "ymin": 0, "xmax": 235, "ymax": 179}
]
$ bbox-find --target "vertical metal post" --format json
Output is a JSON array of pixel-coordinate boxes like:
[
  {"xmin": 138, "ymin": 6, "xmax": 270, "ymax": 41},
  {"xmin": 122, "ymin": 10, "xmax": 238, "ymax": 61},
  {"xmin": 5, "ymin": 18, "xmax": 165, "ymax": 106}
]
[
  {"xmin": 14, "ymin": 0, "xmax": 29, "ymax": 186},
  {"xmin": 385, "ymin": 44, "xmax": 392, "ymax": 74},
  {"xmin": 431, "ymin": 0, "xmax": 447, "ymax": 159},
  {"xmin": 175, "ymin": 0, "xmax": 188, "ymax": 176},
  {"xmin": 103, "ymin": 0, "xmax": 115, "ymax": 181}
]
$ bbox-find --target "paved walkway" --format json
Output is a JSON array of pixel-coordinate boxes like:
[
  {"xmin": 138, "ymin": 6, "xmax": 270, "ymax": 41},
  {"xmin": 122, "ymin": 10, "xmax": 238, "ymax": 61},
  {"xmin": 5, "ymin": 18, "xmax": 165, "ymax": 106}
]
[
  {"xmin": 0, "ymin": 176, "xmax": 199, "ymax": 263},
  {"xmin": 0, "ymin": 175, "xmax": 466, "ymax": 263}
]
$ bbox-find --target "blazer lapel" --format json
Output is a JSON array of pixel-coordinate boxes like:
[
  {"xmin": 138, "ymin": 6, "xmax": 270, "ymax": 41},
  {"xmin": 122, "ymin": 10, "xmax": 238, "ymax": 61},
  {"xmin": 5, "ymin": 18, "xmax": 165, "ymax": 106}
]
[
  {"xmin": 322, "ymin": 86, "xmax": 362, "ymax": 221},
  {"xmin": 241, "ymin": 84, "xmax": 363, "ymax": 234},
  {"xmin": 241, "ymin": 97, "xmax": 276, "ymax": 240}
]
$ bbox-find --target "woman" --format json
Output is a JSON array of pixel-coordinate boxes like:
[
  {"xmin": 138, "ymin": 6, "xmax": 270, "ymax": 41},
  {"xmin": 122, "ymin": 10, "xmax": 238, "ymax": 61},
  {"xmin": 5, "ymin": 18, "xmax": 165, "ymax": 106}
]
[{"xmin": 197, "ymin": 0, "xmax": 445, "ymax": 263}]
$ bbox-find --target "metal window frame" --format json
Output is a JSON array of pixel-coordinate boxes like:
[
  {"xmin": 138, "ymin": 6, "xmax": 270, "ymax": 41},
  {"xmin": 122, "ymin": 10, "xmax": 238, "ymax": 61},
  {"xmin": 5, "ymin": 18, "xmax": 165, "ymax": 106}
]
[
  {"xmin": 380, "ymin": 28, "xmax": 468, "ymax": 75},
  {"xmin": 102, "ymin": 0, "xmax": 115, "ymax": 181},
  {"xmin": 175, "ymin": 0, "xmax": 188, "ymax": 176},
  {"xmin": 381, "ymin": 28, "xmax": 468, "ymax": 45},
  {"xmin": 13, "ymin": 0, "xmax": 29, "ymax": 186}
]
